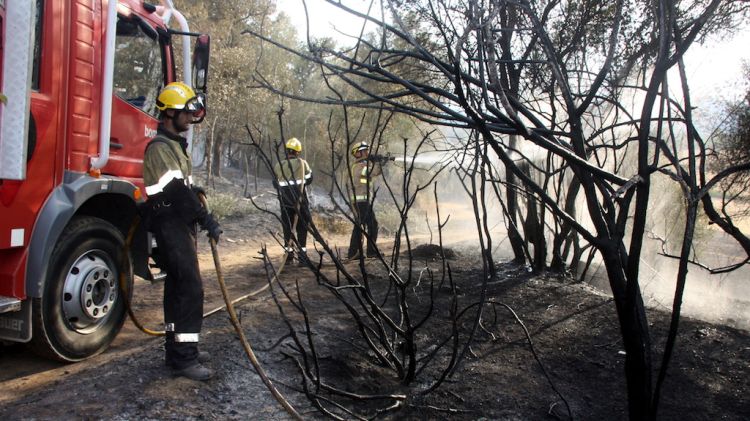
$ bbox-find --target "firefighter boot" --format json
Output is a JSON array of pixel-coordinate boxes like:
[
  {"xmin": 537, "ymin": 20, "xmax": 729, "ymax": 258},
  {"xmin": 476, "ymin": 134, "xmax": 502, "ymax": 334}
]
[
  {"xmin": 297, "ymin": 248, "xmax": 309, "ymax": 267},
  {"xmin": 284, "ymin": 246, "xmax": 295, "ymax": 264},
  {"xmin": 165, "ymin": 351, "xmax": 210, "ymax": 368},
  {"xmin": 173, "ymin": 362, "xmax": 214, "ymax": 381}
]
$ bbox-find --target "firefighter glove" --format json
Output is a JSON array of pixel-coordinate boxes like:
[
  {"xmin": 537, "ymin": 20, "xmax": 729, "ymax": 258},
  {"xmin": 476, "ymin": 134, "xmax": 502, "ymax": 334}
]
[
  {"xmin": 201, "ymin": 213, "xmax": 222, "ymax": 243},
  {"xmin": 191, "ymin": 185, "xmax": 207, "ymax": 199}
]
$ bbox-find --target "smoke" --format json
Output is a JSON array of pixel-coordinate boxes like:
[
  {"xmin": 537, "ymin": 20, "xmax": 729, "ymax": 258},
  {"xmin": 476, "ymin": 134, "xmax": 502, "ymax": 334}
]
[
  {"xmin": 383, "ymin": 150, "xmax": 513, "ymax": 259},
  {"xmin": 370, "ymin": 126, "xmax": 750, "ymax": 331},
  {"xmin": 581, "ymin": 173, "xmax": 750, "ymax": 330},
  {"xmin": 583, "ymin": 236, "xmax": 750, "ymax": 330},
  {"xmin": 391, "ymin": 150, "xmax": 750, "ymax": 331}
]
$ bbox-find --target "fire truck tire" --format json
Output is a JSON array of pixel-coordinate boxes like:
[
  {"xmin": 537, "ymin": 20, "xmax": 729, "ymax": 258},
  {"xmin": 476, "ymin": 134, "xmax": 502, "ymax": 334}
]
[{"xmin": 29, "ymin": 216, "xmax": 132, "ymax": 362}]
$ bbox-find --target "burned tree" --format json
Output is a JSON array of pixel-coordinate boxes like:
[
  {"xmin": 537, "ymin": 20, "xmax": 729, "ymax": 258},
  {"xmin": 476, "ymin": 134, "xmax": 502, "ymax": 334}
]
[
  {"xmin": 236, "ymin": 93, "xmax": 574, "ymax": 417},
  {"xmin": 243, "ymin": 0, "xmax": 750, "ymax": 419},
  {"xmin": 243, "ymin": 110, "xmax": 461, "ymax": 416}
]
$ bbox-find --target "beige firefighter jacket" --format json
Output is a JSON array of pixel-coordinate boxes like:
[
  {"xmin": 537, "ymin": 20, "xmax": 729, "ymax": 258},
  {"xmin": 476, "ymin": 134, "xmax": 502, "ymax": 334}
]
[
  {"xmin": 143, "ymin": 133, "xmax": 193, "ymax": 196},
  {"xmin": 350, "ymin": 158, "xmax": 382, "ymax": 202},
  {"xmin": 273, "ymin": 157, "xmax": 312, "ymax": 188}
]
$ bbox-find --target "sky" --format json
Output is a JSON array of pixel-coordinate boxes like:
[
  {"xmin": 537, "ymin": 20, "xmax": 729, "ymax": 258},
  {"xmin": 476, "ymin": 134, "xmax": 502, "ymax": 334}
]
[
  {"xmin": 274, "ymin": 0, "xmax": 382, "ymax": 46},
  {"xmin": 683, "ymin": 30, "xmax": 750, "ymax": 102},
  {"xmin": 679, "ymin": 30, "xmax": 750, "ymax": 133}
]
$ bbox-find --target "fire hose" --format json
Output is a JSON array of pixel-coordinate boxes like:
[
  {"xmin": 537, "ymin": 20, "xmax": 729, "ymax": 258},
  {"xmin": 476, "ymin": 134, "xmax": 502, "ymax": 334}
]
[
  {"xmin": 201, "ymin": 196, "xmax": 302, "ymax": 420},
  {"xmin": 119, "ymin": 199, "xmax": 302, "ymax": 420},
  {"xmin": 119, "ymin": 216, "xmax": 281, "ymax": 334}
]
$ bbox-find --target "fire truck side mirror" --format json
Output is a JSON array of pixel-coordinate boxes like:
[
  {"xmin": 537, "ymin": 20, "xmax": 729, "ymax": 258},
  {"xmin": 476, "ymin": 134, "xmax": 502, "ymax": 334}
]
[{"xmin": 192, "ymin": 34, "xmax": 210, "ymax": 93}]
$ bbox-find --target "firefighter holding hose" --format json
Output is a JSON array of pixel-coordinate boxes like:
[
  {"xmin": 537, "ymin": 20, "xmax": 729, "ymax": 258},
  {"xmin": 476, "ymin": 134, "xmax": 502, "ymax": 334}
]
[
  {"xmin": 347, "ymin": 142, "xmax": 393, "ymax": 259},
  {"xmin": 142, "ymin": 82, "xmax": 221, "ymax": 381},
  {"xmin": 273, "ymin": 137, "xmax": 313, "ymax": 266}
]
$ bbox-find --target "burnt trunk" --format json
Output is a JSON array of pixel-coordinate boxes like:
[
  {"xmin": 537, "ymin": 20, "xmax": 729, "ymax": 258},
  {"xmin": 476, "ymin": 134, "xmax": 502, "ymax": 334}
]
[
  {"xmin": 506, "ymin": 135, "xmax": 527, "ymax": 264},
  {"xmin": 550, "ymin": 177, "xmax": 581, "ymax": 271},
  {"xmin": 601, "ymin": 245, "xmax": 654, "ymax": 420},
  {"xmin": 211, "ymin": 136, "xmax": 224, "ymax": 179},
  {"xmin": 524, "ymin": 192, "xmax": 546, "ymax": 271}
]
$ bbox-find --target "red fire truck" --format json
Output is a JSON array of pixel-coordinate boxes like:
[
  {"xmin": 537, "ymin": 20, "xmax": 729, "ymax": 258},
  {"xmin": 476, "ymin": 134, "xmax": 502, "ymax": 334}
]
[{"xmin": 0, "ymin": 0, "xmax": 209, "ymax": 361}]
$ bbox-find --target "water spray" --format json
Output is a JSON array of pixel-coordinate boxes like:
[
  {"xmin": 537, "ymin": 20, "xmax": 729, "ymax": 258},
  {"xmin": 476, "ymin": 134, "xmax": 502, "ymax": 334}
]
[{"xmin": 375, "ymin": 152, "xmax": 456, "ymax": 169}]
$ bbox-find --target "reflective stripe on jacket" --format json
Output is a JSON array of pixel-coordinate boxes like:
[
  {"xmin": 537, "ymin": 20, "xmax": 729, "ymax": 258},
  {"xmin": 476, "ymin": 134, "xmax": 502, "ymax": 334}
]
[
  {"xmin": 143, "ymin": 134, "xmax": 193, "ymax": 196},
  {"xmin": 273, "ymin": 157, "xmax": 312, "ymax": 187},
  {"xmin": 351, "ymin": 159, "xmax": 381, "ymax": 202}
]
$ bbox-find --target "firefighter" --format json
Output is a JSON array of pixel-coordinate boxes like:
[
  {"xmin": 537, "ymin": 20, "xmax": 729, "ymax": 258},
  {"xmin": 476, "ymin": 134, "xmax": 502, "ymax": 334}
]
[
  {"xmin": 273, "ymin": 137, "xmax": 313, "ymax": 266},
  {"xmin": 142, "ymin": 81, "xmax": 220, "ymax": 381},
  {"xmin": 347, "ymin": 141, "xmax": 384, "ymax": 259}
]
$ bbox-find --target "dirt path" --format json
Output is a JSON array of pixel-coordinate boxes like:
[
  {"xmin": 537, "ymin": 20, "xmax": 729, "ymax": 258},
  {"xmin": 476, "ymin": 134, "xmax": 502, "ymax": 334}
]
[{"xmin": 0, "ymin": 238, "xmax": 311, "ymax": 420}]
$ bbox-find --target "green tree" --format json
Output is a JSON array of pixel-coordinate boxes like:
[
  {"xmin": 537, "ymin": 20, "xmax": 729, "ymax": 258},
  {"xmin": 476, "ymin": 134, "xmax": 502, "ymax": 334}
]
[{"xmin": 176, "ymin": 1, "xmax": 305, "ymax": 181}]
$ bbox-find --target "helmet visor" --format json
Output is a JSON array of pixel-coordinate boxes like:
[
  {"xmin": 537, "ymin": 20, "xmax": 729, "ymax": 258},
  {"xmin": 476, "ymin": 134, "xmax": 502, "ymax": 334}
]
[{"xmin": 185, "ymin": 93, "xmax": 206, "ymax": 123}]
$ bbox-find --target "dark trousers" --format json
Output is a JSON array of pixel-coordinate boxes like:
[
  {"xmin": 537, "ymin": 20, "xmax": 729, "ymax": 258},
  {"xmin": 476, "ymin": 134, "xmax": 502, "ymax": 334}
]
[
  {"xmin": 279, "ymin": 189, "xmax": 310, "ymax": 249},
  {"xmin": 348, "ymin": 201, "xmax": 378, "ymax": 258},
  {"xmin": 152, "ymin": 216, "xmax": 204, "ymax": 369}
]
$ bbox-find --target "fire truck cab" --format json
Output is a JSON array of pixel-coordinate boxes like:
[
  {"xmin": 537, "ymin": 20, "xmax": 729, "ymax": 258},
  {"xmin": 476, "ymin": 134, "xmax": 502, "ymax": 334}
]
[{"xmin": 0, "ymin": 0, "xmax": 209, "ymax": 361}]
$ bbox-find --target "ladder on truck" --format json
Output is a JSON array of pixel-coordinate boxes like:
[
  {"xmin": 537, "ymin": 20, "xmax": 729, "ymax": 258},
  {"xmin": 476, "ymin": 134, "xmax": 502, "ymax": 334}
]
[
  {"xmin": 0, "ymin": 0, "xmax": 35, "ymax": 181},
  {"xmin": 0, "ymin": 0, "xmax": 35, "ymax": 316}
]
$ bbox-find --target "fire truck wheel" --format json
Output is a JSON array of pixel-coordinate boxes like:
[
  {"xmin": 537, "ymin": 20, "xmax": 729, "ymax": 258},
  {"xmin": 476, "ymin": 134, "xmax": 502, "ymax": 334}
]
[{"xmin": 29, "ymin": 216, "xmax": 132, "ymax": 362}]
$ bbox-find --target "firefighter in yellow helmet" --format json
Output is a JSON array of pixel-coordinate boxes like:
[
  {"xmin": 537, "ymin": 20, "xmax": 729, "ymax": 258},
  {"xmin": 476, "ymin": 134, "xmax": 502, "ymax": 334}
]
[
  {"xmin": 142, "ymin": 82, "xmax": 218, "ymax": 381},
  {"xmin": 273, "ymin": 137, "xmax": 313, "ymax": 266},
  {"xmin": 347, "ymin": 141, "xmax": 387, "ymax": 259}
]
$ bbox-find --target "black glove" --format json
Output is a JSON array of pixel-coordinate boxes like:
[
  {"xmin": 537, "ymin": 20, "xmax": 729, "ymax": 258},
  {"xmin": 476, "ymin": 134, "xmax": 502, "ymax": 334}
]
[
  {"xmin": 369, "ymin": 154, "xmax": 395, "ymax": 163},
  {"xmin": 200, "ymin": 212, "xmax": 222, "ymax": 243},
  {"xmin": 163, "ymin": 178, "xmax": 204, "ymax": 224},
  {"xmin": 191, "ymin": 185, "xmax": 207, "ymax": 199}
]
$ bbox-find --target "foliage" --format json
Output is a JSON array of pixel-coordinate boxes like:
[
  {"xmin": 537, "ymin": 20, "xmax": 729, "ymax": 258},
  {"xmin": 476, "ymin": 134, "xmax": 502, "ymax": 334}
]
[
  {"xmin": 711, "ymin": 63, "xmax": 750, "ymax": 227},
  {"xmin": 175, "ymin": 1, "xmax": 302, "ymax": 178}
]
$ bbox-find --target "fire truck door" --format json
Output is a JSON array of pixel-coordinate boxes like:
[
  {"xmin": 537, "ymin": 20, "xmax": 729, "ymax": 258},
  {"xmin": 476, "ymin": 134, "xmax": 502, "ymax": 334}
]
[{"xmin": 104, "ymin": 13, "xmax": 164, "ymax": 179}]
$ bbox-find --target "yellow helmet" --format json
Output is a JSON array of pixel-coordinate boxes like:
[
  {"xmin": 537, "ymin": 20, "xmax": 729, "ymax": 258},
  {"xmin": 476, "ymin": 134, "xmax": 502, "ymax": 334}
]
[
  {"xmin": 285, "ymin": 137, "xmax": 302, "ymax": 152},
  {"xmin": 351, "ymin": 141, "xmax": 369, "ymax": 156},
  {"xmin": 156, "ymin": 82, "xmax": 197, "ymax": 111}
]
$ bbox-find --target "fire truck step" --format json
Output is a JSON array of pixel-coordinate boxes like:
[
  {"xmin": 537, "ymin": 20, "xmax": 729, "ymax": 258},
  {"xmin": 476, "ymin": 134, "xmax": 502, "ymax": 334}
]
[{"xmin": 0, "ymin": 296, "xmax": 22, "ymax": 314}]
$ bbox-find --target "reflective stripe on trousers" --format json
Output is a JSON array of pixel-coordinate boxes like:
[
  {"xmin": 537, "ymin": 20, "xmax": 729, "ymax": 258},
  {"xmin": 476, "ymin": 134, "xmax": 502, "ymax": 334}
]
[{"xmin": 165, "ymin": 324, "xmax": 200, "ymax": 343}]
